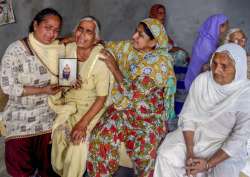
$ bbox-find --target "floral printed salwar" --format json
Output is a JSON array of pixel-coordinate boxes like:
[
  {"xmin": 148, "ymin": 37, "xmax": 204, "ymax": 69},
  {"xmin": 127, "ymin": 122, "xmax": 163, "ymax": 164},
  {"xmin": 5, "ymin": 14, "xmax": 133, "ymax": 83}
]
[{"xmin": 87, "ymin": 18, "xmax": 176, "ymax": 177}]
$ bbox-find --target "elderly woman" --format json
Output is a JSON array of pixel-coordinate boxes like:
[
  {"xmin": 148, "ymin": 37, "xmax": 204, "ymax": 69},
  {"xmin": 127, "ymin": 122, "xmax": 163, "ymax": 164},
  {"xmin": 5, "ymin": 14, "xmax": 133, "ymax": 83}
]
[
  {"xmin": 223, "ymin": 28, "xmax": 250, "ymax": 79},
  {"xmin": 223, "ymin": 29, "xmax": 250, "ymax": 177},
  {"xmin": 51, "ymin": 16, "xmax": 112, "ymax": 177},
  {"xmin": 185, "ymin": 14, "xmax": 229, "ymax": 90},
  {"xmin": 149, "ymin": 3, "xmax": 190, "ymax": 130},
  {"xmin": 87, "ymin": 18, "xmax": 175, "ymax": 177},
  {"xmin": 0, "ymin": 8, "xmax": 63, "ymax": 177},
  {"xmin": 154, "ymin": 43, "xmax": 250, "ymax": 177}
]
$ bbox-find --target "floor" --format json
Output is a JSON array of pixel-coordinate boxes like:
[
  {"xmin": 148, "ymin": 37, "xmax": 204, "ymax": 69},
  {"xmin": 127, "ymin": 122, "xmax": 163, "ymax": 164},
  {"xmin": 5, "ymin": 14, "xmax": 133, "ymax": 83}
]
[
  {"xmin": 84, "ymin": 167, "xmax": 135, "ymax": 177},
  {"xmin": 113, "ymin": 167, "xmax": 135, "ymax": 177},
  {"xmin": 0, "ymin": 137, "xmax": 135, "ymax": 177},
  {"xmin": 0, "ymin": 137, "xmax": 9, "ymax": 177}
]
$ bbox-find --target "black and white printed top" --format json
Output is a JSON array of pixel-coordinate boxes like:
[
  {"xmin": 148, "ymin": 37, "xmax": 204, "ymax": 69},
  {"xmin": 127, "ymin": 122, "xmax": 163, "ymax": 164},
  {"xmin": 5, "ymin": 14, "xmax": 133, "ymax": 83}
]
[{"xmin": 0, "ymin": 40, "xmax": 56, "ymax": 140}]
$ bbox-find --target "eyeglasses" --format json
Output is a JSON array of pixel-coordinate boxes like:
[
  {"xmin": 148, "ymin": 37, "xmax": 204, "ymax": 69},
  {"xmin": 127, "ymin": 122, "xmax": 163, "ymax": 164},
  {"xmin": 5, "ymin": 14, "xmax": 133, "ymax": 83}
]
[{"xmin": 229, "ymin": 38, "xmax": 248, "ymax": 45}]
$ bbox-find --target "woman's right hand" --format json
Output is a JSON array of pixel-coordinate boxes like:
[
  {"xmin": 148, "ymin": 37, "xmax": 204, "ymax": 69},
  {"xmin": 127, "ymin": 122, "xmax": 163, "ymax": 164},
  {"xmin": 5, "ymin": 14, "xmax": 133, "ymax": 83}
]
[
  {"xmin": 183, "ymin": 130, "xmax": 195, "ymax": 176},
  {"xmin": 44, "ymin": 84, "xmax": 61, "ymax": 95},
  {"xmin": 185, "ymin": 147, "xmax": 195, "ymax": 176},
  {"xmin": 71, "ymin": 75, "xmax": 82, "ymax": 89}
]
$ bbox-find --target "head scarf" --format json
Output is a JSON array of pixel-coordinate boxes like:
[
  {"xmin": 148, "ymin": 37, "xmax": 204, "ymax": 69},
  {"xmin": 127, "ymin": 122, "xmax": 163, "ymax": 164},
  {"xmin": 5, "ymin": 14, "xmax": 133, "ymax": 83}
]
[
  {"xmin": 149, "ymin": 4, "xmax": 166, "ymax": 19},
  {"xmin": 185, "ymin": 14, "xmax": 228, "ymax": 90},
  {"xmin": 198, "ymin": 14, "xmax": 228, "ymax": 43},
  {"xmin": 28, "ymin": 33, "xmax": 65, "ymax": 84},
  {"xmin": 141, "ymin": 18, "xmax": 168, "ymax": 49},
  {"xmin": 223, "ymin": 28, "xmax": 243, "ymax": 44},
  {"xmin": 222, "ymin": 28, "xmax": 247, "ymax": 50},
  {"xmin": 180, "ymin": 43, "xmax": 250, "ymax": 124}
]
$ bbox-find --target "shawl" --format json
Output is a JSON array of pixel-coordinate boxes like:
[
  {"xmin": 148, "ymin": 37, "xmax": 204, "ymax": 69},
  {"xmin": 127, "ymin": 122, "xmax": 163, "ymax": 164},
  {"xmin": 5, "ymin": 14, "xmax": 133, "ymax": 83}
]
[{"xmin": 185, "ymin": 14, "xmax": 228, "ymax": 90}]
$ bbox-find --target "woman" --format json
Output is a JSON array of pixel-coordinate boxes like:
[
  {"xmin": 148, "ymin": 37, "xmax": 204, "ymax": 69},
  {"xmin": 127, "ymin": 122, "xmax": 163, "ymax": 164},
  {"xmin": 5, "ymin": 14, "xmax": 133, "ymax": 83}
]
[
  {"xmin": 0, "ymin": 8, "xmax": 64, "ymax": 177},
  {"xmin": 149, "ymin": 3, "xmax": 189, "ymax": 130},
  {"xmin": 223, "ymin": 28, "xmax": 250, "ymax": 177},
  {"xmin": 185, "ymin": 14, "xmax": 229, "ymax": 90},
  {"xmin": 51, "ymin": 16, "xmax": 112, "ymax": 177},
  {"xmin": 149, "ymin": 4, "xmax": 189, "ymax": 59},
  {"xmin": 223, "ymin": 28, "xmax": 250, "ymax": 79},
  {"xmin": 87, "ymin": 18, "xmax": 176, "ymax": 177},
  {"xmin": 154, "ymin": 43, "xmax": 250, "ymax": 177}
]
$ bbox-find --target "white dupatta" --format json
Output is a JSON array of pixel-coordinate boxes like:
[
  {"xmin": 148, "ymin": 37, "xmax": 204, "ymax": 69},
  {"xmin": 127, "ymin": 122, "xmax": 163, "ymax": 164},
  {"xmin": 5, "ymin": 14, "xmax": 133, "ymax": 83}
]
[{"xmin": 179, "ymin": 43, "xmax": 250, "ymax": 124}]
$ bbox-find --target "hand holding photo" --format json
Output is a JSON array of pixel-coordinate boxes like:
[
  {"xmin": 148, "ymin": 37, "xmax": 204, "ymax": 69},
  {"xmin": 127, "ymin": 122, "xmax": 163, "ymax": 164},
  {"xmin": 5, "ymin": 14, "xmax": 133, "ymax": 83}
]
[{"xmin": 59, "ymin": 58, "xmax": 77, "ymax": 86}]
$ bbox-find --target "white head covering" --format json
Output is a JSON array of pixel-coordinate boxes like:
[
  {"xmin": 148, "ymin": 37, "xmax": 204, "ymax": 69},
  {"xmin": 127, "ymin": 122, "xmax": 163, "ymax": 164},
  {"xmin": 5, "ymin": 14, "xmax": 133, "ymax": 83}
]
[
  {"xmin": 223, "ymin": 28, "xmax": 244, "ymax": 44},
  {"xmin": 179, "ymin": 43, "xmax": 250, "ymax": 124}
]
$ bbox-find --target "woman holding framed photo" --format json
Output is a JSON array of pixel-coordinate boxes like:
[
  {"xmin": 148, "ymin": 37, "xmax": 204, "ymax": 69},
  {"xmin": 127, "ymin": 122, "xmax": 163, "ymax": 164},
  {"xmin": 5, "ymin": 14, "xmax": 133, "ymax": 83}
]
[
  {"xmin": 51, "ymin": 16, "xmax": 113, "ymax": 177},
  {"xmin": 0, "ymin": 8, "xmax": 64, "ymax": 177}
]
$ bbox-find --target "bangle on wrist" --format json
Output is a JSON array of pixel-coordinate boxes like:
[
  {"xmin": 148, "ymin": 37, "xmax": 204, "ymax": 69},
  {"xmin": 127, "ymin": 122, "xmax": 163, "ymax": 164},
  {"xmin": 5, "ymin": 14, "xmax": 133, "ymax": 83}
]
[
  {"xmin": 206, "ymin": 161, "xmax": 210, "ymax": 171},
  {"xmin": 187, "ymin": 144, "xmax": 194, "ymax": 150},
  {"xmin": 22, "ymin": 88, "xmax": 26, "ymax": 95}
]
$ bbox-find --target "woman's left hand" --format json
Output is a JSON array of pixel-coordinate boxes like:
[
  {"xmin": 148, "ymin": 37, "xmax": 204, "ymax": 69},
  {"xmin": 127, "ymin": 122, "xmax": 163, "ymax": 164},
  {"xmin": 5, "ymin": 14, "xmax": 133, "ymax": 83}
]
[
  {"xmin": 186, "ymin": 158, "xmax": 207, "ymax": 176},
  {"xmin": 58, "ymin": 36, "xmax": 75, "ymax": 45},
  {"xmin": 70, "ymin": 120, "xmax": 88, "ymax": 145},
  {"xmin": 99, "ymin": 49, "xmax": 124, "ymax": 83}
]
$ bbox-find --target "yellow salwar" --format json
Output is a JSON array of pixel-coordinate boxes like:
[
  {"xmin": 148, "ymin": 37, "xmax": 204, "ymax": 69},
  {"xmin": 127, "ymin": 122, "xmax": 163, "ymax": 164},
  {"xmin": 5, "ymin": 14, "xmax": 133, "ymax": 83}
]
[
  {"xmin": 51, "ymin": 43, "xmax": 112, "ymax": 177},
  {"xmin": 0, "ymin": 88, "xmax": 8, "ymax": 136}
]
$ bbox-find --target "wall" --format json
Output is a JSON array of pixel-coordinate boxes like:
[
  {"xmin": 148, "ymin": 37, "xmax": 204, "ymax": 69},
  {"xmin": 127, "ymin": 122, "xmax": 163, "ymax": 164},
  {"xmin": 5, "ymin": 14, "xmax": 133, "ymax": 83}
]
[
  {"xmin": 1, "ymin": 0, "xmax": 250, "ymax": 57},
  {"xmin": 89, "ymin": 0, "xmax": 250, "ymax": 53}
]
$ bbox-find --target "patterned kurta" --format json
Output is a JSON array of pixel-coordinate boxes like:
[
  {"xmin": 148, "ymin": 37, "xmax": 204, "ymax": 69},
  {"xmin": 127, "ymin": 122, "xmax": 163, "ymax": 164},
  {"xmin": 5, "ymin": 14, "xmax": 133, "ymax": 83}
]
[
  {"xmin": 87, "ymin": 38, "xmax": 176, "ymax": 177},
  {"xmin": 0, "ymin": 40, "xmax": 56, "ymax": 140}
]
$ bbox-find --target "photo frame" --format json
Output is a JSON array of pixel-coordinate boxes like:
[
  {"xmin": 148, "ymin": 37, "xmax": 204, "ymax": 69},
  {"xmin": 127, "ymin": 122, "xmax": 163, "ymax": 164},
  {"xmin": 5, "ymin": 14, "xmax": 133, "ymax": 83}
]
[
  {"xmin": 58, "ymin": 58, "xmax": 77, "ymax": 86},
  {"xmin": 0, "ymin": 0, "xmax": 15, "ymax": 26}
]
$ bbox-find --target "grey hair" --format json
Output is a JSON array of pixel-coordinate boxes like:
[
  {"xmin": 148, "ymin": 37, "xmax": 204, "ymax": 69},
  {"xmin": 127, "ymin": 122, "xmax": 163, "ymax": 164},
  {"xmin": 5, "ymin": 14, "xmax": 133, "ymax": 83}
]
[
  {"xmin": 73, "ymin": 16, "xmax": 101, "ymax": 39},
  {"xmin": 223, "ymin": 28, "xmax": 245, "ymax": 44}
]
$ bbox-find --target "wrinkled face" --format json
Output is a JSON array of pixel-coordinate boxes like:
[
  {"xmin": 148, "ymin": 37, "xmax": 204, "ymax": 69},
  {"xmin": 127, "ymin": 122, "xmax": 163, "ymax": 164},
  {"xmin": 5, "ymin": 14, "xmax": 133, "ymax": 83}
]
[
  {"xmin": 155, "ymin": 7, "xmax": 166, "ymax": 24},
  {"xmin": 211, "ymin": 52, "xmax": 235, "ymax": 85},
  {"xmin": 220, "ymin": 20, "xmax": 229, "ymax": 36},
  {"xmin": 33, "ymin": 15, "xmax": 61, "ymax": 44},
  {"xmin": 230, "ymin": 31, "xmax": 247, "ymax": 48},
  {"xmin": 132, "ymin": 24, "xmax": 156, "ymax": 52},
  {"xmin": 75, "ymin": 20, "xmax": 97, "ymax": 49}
]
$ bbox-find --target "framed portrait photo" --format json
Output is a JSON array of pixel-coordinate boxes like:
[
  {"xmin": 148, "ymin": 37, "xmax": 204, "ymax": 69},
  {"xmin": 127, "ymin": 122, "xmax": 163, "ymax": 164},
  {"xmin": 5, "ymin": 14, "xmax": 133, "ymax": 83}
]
[{"xmin": 58, "ymin": 58, "xmax": 77, "ymax": 86}]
